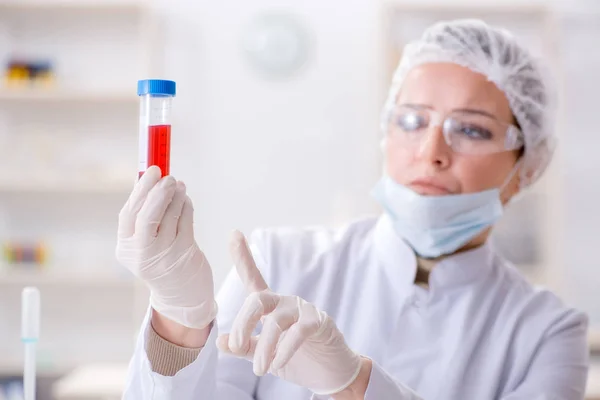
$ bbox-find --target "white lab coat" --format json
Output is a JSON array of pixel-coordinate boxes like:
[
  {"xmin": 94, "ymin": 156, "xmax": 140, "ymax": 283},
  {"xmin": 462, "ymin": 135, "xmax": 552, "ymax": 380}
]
[{"xmin": 123, "ymin": 215, "xmax": 589, "ymax": 400}]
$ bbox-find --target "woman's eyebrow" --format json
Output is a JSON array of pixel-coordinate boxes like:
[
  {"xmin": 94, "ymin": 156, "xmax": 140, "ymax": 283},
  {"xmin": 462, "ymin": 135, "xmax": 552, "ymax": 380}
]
[
  {"xmin": 451, "ymin": 108, "xmax": 497, "ymax": 119},
  {"xmin": 399, "ymin": 103, "xmax": 499, "ymax": 120},
  {"xmin": 399, "ymin": 103, "xmax": 434, "ymax": 110}
]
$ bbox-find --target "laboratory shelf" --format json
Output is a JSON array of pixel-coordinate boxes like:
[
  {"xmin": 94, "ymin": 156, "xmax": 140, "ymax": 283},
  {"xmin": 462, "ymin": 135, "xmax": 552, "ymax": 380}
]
[
  {"xmin": 0, "ymin": 88, "xmax": 137, "ymax": 104},
  {"xmin": 0, "ymin": 179, "xmax": 133, "ymax": 194},
  {"xmin": 0, "ymin": 362, "xmax": 72, "ymax": 377},
  {"xmin": 0, "ymin": 269, "xmax": 134, "ymax": 287},
  {"xmin": 0, "ymin": 0, "xmax": 154, "ymax": 383},
  {"xmin": 0, "ymin": 1, "xmax": 146, "ymax": 12},
  {"xmin": 0, "ymin": 357, "xmax": 108, "ymax": 378},
  {"xmin": 381, "ymin": 0, "xmax": 548, "ymax": 14}
]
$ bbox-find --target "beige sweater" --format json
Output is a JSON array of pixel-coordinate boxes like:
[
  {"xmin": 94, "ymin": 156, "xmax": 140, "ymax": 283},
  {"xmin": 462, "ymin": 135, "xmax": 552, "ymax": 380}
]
[
  {"xmin": 146, "ymin": 257, "xmax": 438, "ymax": 376},
  {"xmin": 146, "ymin": 324, "xmax": 202, "ymax": 376}
]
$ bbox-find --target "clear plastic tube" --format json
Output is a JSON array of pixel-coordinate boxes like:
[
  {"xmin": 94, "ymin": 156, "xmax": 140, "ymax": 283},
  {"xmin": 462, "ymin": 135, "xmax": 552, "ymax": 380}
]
[
  {"xmin": 22, "ymin": 287, "xmax": 40, "ymax": 400},
  {"xmin": 23, "ymin": 343, "xmax": 36, "ymax": 400},
  {"xmin": 137, "ymin": 79, "xmax": 176, "ymax": 178}
]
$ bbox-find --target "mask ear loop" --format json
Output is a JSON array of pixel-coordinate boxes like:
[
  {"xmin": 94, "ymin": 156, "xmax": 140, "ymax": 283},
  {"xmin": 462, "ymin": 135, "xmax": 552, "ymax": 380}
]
[{"xmin": 499, "ymin": 157, "xmax": 524, "ymax": 205}]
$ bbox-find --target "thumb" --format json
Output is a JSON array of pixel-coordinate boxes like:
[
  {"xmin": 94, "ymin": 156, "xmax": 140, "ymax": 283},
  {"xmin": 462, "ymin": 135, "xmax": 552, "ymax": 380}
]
[
  {"xmin": 230, "ymin": 230, "xmax": 268, "ymax": 293},
  {"xmin": 216, "ymin": 334, "xmax": 257, "ymax": 361}
]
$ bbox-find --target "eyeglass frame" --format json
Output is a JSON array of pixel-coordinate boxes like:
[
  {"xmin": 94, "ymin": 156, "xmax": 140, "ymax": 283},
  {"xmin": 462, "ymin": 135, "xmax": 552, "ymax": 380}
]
[{"xmin": 380, "ymin": 104, "xmax": 525, "ymax": 155}]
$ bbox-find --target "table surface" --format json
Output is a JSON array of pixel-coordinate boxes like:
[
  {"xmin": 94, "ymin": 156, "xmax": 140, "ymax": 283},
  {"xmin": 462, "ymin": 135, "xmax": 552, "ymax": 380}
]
[{"xmin": 52, "ymin": 363, "xmax": 129, "ymax": 400}]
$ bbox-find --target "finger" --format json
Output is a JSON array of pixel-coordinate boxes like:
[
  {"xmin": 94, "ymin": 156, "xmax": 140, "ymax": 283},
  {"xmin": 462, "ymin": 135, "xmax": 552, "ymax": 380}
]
[
  {"xmin": 217, "ymin": 334, "xmax": 258, "ymax": 361},
  {"xmin": 176, "ymin": 195, "xmax": 195, "ymax": 239},
  {"xmin": 118, "ymin": 165, "xmax": 162, "ymax": 238},
  {"xmin": 271, "ymin": 302, "xmax": 322, "ymax": 371},
  {"xmin": 157, "ymin": 181, "xmax": 187, "ymax": 241},
  {"xmin": 253, "ymin": 306, "xmax": 298, "ymax": 376},
  {"xmin": 134, "ymin": 175, "xmax": 177, "ymax": 245},
  {"xmin": 229, "ymin": 290, "xmax": 279, "ymax": 354},
  {"xmin": 230, "ymin": 230, "xmax": 268, "ymax": 293}
]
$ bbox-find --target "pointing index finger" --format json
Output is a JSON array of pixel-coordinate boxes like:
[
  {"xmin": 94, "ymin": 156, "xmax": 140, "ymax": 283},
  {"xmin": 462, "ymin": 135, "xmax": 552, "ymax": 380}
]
[{"xmin": 230, "ymin": 230, "xmax": 268, "ymax": 293}]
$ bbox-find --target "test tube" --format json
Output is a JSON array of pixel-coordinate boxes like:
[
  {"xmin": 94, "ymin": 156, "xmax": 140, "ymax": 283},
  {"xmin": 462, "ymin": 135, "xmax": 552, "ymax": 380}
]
[
  {"xmin": 137, "ymin": 79, "xmax": 176, "ymax": 179},
  {"xmin": 22, "ymin": 287, "xmax": 40, "ymax": 400}
]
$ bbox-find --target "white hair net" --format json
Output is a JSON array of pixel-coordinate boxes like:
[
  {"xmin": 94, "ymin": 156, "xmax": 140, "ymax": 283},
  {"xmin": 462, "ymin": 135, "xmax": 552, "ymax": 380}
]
[{"xmin": 384, "ymin": 19, "xmax": 555, "ymax": 188}]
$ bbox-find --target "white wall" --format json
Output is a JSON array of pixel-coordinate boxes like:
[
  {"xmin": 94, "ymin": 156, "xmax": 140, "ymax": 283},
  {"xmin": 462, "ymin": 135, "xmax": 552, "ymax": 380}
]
[
  {"xmin": 555, "ymin": 8, "xmax": 600, "ymax": 324},
  {"xmin": 154, "ymin": 0, "xmax": 386, "ymax": 288}
]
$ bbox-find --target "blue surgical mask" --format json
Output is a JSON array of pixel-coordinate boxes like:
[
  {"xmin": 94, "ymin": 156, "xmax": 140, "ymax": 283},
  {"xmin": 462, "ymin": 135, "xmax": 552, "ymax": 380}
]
[{"xmin": 371, "ymin": 175, "xmax": 504, "ymax": 258}]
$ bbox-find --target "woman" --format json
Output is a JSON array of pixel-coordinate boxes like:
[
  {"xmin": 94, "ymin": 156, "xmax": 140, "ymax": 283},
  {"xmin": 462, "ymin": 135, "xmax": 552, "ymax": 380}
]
[{"xmin": 117, "ymin": 19, "xmax": 589, "ymax": 399}]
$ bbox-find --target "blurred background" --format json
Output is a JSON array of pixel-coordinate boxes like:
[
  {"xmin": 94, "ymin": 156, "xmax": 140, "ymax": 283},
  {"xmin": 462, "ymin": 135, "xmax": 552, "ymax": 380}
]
[{"xmin": 0, "ymin": 0, "xmax": 598, "ymax": 398}]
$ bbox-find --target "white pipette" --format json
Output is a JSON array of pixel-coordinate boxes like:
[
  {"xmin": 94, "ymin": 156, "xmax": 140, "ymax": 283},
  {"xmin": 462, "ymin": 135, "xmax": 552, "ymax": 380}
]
[{"xmin": 21, "ymin": 287, "xmax": 40, "ymax": 400}]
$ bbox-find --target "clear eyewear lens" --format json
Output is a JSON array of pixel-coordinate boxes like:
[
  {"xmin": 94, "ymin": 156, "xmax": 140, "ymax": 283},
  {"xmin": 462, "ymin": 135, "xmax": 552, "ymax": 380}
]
[
  {"xmin": 443, "ymin": 116, "xmax": 524, "ymax": 155},
  {"xmin": 385, "ymin": 107, "xmax": 524, "ymax": 155}
]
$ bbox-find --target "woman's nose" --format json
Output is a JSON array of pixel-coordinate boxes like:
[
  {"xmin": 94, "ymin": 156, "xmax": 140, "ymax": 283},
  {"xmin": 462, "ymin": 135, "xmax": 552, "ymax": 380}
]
[{"xmin": 417, "ymin": 124, "xmax": 452, "ymax": 169}]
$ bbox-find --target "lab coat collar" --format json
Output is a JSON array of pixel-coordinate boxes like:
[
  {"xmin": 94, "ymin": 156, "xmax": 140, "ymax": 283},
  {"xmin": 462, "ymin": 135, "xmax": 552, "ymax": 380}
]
[
  {"xmin": 373, "ymin": 214, "xmax": 418, "ymax": 293},
  {"xmin": 428, "ymin": 241, "xmax": 495, "ymax": 291},
  {"xmin": 373, "ymin": 214, "xmax": 495, "ymax": 293}
]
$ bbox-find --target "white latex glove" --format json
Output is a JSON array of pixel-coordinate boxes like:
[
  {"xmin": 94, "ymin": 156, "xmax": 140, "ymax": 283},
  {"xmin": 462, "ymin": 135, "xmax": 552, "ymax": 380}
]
[
  {"xmin": 116, "ymin": 166, "xmax": 217, "ymax": 329},
  {"xmin": 216, "ymin": 231, "xmax": 362, "ymax": 396}
]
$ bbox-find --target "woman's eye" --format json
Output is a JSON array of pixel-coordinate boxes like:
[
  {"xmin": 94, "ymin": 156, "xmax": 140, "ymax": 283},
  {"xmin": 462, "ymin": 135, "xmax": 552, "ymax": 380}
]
[{"xmin": 456, "ymin": 124, "xmax": 493, "ymax": 140}]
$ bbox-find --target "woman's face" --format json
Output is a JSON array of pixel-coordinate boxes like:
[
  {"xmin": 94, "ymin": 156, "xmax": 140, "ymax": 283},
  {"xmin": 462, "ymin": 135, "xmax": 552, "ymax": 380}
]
[{"xmin": 384, "ymin": 63, "xmax": 521, "ymax": 204}]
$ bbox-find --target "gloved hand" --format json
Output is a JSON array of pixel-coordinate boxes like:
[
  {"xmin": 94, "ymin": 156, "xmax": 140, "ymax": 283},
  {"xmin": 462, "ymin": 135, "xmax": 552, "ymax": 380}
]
[
  {"xmin": 116, "ymin": 166, "xmax": 217, "ymax": 329},
  {"xmin": 216, "ymin": 231, "xmax": 363, "ymax": 396}
]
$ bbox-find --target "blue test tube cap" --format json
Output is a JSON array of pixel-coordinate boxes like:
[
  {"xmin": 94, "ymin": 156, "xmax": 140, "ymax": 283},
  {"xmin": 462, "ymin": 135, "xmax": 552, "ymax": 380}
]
[{"xmin": 137, "ymin": 79, "xmax": 176, "ymax": 96}]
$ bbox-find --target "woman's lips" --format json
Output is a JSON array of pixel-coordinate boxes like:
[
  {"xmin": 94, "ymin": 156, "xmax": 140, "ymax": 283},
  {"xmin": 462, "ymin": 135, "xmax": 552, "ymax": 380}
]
[{"xmin": 409, "ymin": 179, "xmax": 453, "ymax": 195}]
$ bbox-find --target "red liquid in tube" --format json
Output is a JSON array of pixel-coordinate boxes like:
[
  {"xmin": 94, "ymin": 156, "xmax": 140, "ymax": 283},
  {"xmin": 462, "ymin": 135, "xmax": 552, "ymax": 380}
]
[
  {"xmin": 148, "ymin": 124, "xmax": 171, "ymax": 177},
  {"xmin": 139, "ymin": 124, "xmax": 171, "ymax": 179}
]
